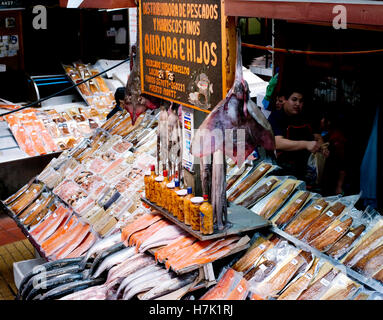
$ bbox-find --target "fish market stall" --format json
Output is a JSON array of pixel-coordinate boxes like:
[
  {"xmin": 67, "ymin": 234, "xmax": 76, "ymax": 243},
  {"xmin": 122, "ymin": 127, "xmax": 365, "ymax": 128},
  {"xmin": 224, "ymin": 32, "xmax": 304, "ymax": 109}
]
[{"xmin": 2, "ymin": 0, "xmax": 383, "ymax": 302}]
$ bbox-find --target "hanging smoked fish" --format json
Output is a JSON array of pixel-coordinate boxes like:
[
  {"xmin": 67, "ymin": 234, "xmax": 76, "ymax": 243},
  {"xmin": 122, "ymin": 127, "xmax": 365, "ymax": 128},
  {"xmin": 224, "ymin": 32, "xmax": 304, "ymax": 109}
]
[
  {"xmin": 191, "ymin": 27, "xmax": 275, "ymax": 231},
  {"xmin": 123, "ymin": 6, "xmax": 160, "ymax": 124}
]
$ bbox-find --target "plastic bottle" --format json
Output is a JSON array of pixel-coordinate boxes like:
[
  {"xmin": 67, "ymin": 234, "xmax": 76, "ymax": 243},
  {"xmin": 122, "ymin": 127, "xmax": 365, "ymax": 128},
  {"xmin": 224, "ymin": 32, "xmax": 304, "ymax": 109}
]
[
  {"xmin": 183, "ymin": 187, "xmax": 194, "ymax": 226},
  {"xmin": 200, "ymin": 195, "xmax": 214, "ymax": 235},
  {"xmin": 175, "ymin": 189, "xmax": 187, "ymax": 222},
  {"xmin": 152, "ymin": 175, "xmax": 164, "ymax": 204},
  {"xmin": 158, "ymin": 170, "xmax": 169, "ymax": 208},
  {"xmin": 171, "ymin": 180, "xmax": 181, "ymax": 216},
  {"xmin": 190, "ymin": 196, "xmax": 204, "ymax": 231},
  {"xmin": 147, "ymin": 164, "xmax": 156, "ymax": 202},
  {"xmin": 165, "ymin": 181, "xmax": 175, "ymax": 212}
]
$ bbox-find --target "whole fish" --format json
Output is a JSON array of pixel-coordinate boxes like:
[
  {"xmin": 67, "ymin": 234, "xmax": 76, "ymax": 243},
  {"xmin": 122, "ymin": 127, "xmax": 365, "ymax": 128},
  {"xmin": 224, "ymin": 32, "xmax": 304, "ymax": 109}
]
[
  {"xmin": 326, "ymin": 224, "xmax": 366, "ymax": 259},
  {"xmin": 274, "ymin": 191, "xmax": 311, "ymax": 228},
  {"xmin": 140, "ymin": 272, "xmax": 198, "ymax": 300},
  {"xmin": 191, "ymin": 28, "xmax": 275, "ymax": 231},
  {"xmin": 343, "ymin": 226, "xmax": 383, "ymax": 267},
  {"xmin": 40, "ymin": 278, "xmax": 104, "ymax": 300},
  {"xmin": 116, "ymin": 265, "xmax": 163, "ymax": 299},
  {"xmin": 309, "ymin": 217, "xmax": 353, "ymax": 252},
  {"xmin": 297, "ymin": 268, "xmax": 339, "ymax": 300},
  {"xmin": 17, "ymin": 257, "xmax": 83, "ymax": 299},
  {"xmin": 277, "ymin": 258, "xmax": 318, "ymax": 300},
  {"xmin": 20, "ymin": 264, "xmax": 84, "ymax": 300},
  {"xmin": 105, "ymin": 254, "xmax": 156, "ymax": 289},
  {"xmin": 123, "ymin": 271, "xmax": 174, "ymax": 300},
  {"xmin": 59, "ymin": 285, "xmax": 108, "ymax": 300},
  {"xmin": 299, "ymin": 202, "xmax": 346, "ymax": 243},
  {"xmin": 138, "ymin": 226, "xmax": 186, "ymax": 252},
  {"xmin": 80, "ymin": 232, "xmax": 122, "ymax": 268},
  {"xmin": 284, "ymin": 198, "xmax": 328, "ymax": 236},
  {"xmin": 91, "ymin": 246, "xmax": 136, "ymax": 279},
  {"xmin": 26, "ymin": 273, "xmax": 85, "ymax": 300},
  {"xmin": 123, "ymin": 14, "xmax": 159, "ymax": 125},
  {"xmin": 237, "ymin": 178, "xmax": 279, "ymax": 209},
  {"xmin": 121, "ymin": 268, "xmax": 170, "ymax": 298},
  {"xmin": 88, "ymin": 242, "xmax": 127, "ymax": 277}
]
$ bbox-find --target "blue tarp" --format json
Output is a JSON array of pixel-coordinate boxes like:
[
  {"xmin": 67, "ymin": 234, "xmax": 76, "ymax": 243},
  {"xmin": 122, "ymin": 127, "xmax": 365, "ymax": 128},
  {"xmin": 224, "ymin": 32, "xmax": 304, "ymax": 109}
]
[{"xmin": 360, "ymin": 107, "xmax": 380, "ymax": 208}]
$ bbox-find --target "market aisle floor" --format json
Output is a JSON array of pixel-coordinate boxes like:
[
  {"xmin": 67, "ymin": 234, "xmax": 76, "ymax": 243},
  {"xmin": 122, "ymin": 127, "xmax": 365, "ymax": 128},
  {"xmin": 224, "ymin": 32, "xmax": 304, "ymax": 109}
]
[
  {"xmin": 0, "ymin": 239, "xmax": 35, "ymax": 300},
  {"xmin": 0, "ymin": 213, "xmax": 34, "ymax": 300},
  {"xmin": 0, "ymin": 214, "xmax": 26, "ymax": 246}
]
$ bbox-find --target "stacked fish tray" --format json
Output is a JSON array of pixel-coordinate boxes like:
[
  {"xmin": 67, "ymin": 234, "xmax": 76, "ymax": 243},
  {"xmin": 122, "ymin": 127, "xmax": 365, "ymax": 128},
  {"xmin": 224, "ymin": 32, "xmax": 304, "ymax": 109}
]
[
  {"xmin": 216, "ymin": 158, "xmax": 383, "ymax": 298},
  {"xmin": 1, "ymin": 109, "xmax": 160, "ymax": 262}
]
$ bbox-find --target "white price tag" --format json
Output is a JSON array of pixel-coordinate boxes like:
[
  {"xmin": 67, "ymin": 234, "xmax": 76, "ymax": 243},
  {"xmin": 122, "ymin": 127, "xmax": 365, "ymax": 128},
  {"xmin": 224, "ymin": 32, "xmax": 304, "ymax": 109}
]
[
  {"xmin": 314, "ymin": 205, "xmax": 322, "ymax": 211},
  {"xmin": 347, "ymin": 231, "xmax": 355, "ymax": 238},
  {"xmin": 258, "ymin": 243, "xmax": 266, "ymax": 250},
  {"xmin": 296, "ymin": 199, "xmax": 303, "ymax": 204},
  {"xmin": 326, "ymin": 210, "xmax": 334, "ymax": 217},
  {"xmin": 334, "ymin": 226, "xmax": 343, "ymax": 233},
  {"xmin": 281, "ymin": 189, "xmax": 288, "ymax": 194},
  {"xmin": 320, "ymin": 278, "xmax": 330, "ymax": 287},
  {"xmin": 305, "ymin": 273, "xmax": 313, "ymax": 280},
  {"xmin": 259, "ymin": 166, "xmax": 266, "ymax": 172},
  {"xmin": 290, "ymin": 259, "xmax": 298, "ymax": 265},
  {"xmin": 266, "ymin": 181, "xmax": 272, "ymax": 187},
  {"xmin": 259, "ymin": 264, "xmax": 267, "ymax": 271},
  {"xmin": 237, "ymin": 285, "xmax": 243, "ymax": 293}
]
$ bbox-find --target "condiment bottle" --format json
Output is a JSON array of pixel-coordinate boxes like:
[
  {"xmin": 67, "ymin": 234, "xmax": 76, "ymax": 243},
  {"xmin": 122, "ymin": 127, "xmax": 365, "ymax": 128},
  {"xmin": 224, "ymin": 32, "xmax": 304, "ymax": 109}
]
[
  {"xmin": 165, "ymin": 181, "xmax": 175, "ymax": 212},
  {"xmin": 152, "ymin": 175, "xmax": 164, "ymax": 205},
  {"xmin": 200, "ymin": 195, "xmax": 214, "ymax": 235},
  {"xmin": 158, "ymin": 170, "xmax": 169, "ymax": 208},
  {"xmin": 175, "ymin": 189, "xmax": 187, "ymax": 222},
  {"xmin": 183, "ymin": 187, "xmax": 194, "ymax": 226},
  {"xmin": 190, "ymin": 196, "xmax": 204, "ymax": 231},
  {"xmin": 144, "ymin": 170, "xmax": 151, "ymax": 200},
  {"xmin": 147, "ymin": 164, "xmax": 156, "ymax": 202},
  {"xmin": 171, "ymin": 180, "xmax": 181, "ymax": 216}
]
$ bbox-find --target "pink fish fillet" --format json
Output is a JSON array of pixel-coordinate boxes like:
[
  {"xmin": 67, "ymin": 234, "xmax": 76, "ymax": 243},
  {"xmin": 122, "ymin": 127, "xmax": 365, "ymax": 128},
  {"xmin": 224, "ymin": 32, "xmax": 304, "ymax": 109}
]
[
  {"xmin": 34, "ymin": 209, "xmax": 71, "ymax": 244},
  {"xmin": 66, "ymin": 232, "xmax": 98, "ymax": 259},
  {"xmin": 30, "ymin": 205, "xmax": 68, "ymax": 241},
  {"xmin": 52, "ymin": 224, "xmax": 91, "ymax": 260}
]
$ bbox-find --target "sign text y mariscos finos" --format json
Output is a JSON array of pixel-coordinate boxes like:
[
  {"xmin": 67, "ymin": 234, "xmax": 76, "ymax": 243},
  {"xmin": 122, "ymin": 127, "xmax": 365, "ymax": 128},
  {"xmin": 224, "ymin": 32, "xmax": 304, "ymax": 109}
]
[{"xmin": 143, "ymin": 2, "xmax": 219, "ymax": 67}]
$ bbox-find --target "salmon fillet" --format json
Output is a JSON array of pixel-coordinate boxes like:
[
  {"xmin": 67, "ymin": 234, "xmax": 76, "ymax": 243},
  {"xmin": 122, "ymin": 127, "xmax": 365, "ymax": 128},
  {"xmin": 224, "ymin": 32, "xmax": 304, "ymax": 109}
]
[{"xmin": 66, "ymin": 232, "xmax": 97, "ymax": 258}]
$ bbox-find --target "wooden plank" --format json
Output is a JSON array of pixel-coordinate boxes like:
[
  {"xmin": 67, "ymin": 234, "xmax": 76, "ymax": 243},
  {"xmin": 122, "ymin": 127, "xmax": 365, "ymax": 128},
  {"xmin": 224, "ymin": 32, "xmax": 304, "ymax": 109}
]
[
  {"xmin": 225, "ymin": 1, "xmax": 383, "ymax": 27},
  {"xmin": 60, "ymin": 0, "xmax": 136, "ymax": 8}
]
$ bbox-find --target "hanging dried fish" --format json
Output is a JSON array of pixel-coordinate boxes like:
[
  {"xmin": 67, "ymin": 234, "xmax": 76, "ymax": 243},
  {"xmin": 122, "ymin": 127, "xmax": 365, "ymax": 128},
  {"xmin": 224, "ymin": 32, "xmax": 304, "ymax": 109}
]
[{"xmin": 191, "ymin": 27, "xmax": 275, "ymax": 231}]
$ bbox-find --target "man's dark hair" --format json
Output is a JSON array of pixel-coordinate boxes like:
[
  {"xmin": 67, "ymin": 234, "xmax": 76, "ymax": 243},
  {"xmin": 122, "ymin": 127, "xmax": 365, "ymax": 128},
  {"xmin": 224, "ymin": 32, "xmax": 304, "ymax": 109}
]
[
  {"xmin": 114, "ymin": 87, "xmax": 126, "ymax": 107},
  {"xmin": 280, "ymin": 87, "xmax": 306, "ymax": 100}
]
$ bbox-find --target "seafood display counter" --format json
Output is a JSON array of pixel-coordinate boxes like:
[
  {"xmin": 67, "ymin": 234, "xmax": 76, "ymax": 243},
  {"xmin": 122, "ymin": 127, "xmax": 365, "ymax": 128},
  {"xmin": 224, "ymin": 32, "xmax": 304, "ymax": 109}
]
[
  {"xmin": 0, "ymin": 199, "xmax": 49, "ymax": 261},
  {"xmin": 141, "ymin": 197, "xmax": 270, "ymax": 241}
]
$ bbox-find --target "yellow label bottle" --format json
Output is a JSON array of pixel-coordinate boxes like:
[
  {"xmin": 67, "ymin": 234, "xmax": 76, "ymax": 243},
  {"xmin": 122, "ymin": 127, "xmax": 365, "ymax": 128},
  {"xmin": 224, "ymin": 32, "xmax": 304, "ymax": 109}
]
[
  {"xmin": 153, "ymin": 175, "xmax": 164, "ymax": 205},
  {"xmin": 175, "ymin": 189, "xmax": 187, "ymax": 222},
  {"xmin": 200, "ymin": 194, "xmax": 214, "ymax": 235},
  {"xmin": 171, "ymin": 180, "xmax": 181, "ymax": 216},
  {"xmin": 190, "ymin": 197, "xmax": 204, "ymax": 231},
  {"xmin": 183, "ymin": 187, "xmax": 194, "ymax": 225},
  {"xmin": 165, "ymin": 181, "xmax": 175, "ymax": 212},
  {"xmin": 159, "ymin": 170, "xmax": 169, "ymax": 208},
  {"xmin": 147, "ymin": 164, "xmax": 156, "ymax": 202}
]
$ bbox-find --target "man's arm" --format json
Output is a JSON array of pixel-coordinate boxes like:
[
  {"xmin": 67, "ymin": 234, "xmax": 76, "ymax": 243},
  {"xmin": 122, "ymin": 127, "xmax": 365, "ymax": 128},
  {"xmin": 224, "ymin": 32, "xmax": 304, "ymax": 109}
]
[{"xmin": 275, "ymin": 136, "xmax": 320, "ymax": 153}]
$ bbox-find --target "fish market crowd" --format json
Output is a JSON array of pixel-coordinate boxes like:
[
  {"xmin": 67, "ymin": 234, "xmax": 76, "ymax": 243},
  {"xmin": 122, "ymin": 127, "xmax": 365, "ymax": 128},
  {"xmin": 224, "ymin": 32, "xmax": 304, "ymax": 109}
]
[{"xmin": 1, "ymin": 104, "xmax": 383, "ymax": 301}]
